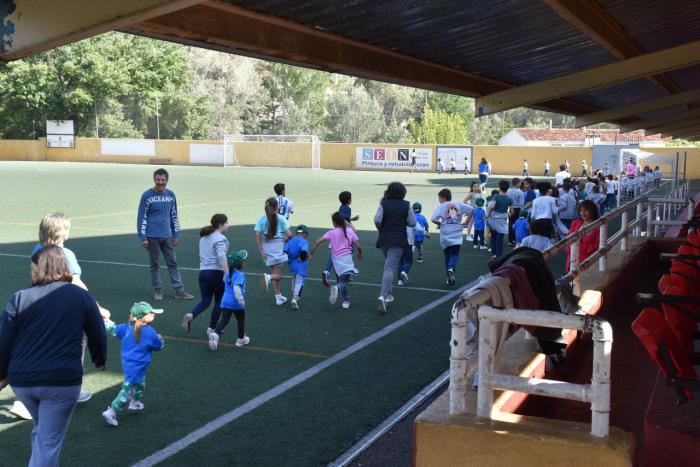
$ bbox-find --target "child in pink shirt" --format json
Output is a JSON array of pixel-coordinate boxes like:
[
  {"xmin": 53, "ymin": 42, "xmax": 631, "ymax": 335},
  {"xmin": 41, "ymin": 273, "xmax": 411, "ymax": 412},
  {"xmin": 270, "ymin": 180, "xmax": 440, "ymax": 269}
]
[{"xmin": 310, "ymin": 212, "xmax": 362, "ymax": 309}]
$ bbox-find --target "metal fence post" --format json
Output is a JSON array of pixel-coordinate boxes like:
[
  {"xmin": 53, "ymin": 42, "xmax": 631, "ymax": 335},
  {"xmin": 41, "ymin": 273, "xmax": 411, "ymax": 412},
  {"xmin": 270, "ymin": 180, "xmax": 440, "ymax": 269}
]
[
  {"xmin": 635, "ymin": 201, "xmax": 643, "ymax": 236},
  {"xmin": 646, "ymin": 201, "xmax": 654, "ymax": 237},
  {"xmin": 598, "ymin": 221, "xmax": 608, "ymax": 272},
  {"xmin": 654, "ymin": 204, "xmax": 661, "ymax": 237},
  {"xmin": 620, "ymin": 210, "xmax": 629, "ymax": 251}
]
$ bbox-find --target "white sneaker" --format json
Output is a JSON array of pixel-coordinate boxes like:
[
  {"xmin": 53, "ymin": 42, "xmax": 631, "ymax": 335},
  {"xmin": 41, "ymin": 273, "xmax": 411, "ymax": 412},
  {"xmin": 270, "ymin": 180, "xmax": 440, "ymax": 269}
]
[
  {"xmin": 473, "ymin": 245, "xmax": 478, "ymax": 249},
  {"xmin": 385, "ymin": 294, "xmax": 394, "ymax": 303},
  {"xmin": 480, "ymin": 245, "xmax": 488, "ymax": 250},
  {"xmin": 180, "ymin": 313, "xmax": 193, "ymax": 334},
  {"xmin": 275, "ymin": 295, "xmax": 287, "ymax": 306},
  {"xmin": 261, "ymin": 273, "xmax": 271, "ymax": 292},
  {"xmin": 290, "ymin": 298, "xmax": 299, "ymax": 310},
  {"xmin": 341, "ymin": 300, "xmax": 351, "ymax": 309},
  {"xmin": 77, "ymin": 390, "xmax": 92, "ymax": 403},
  {"xmin": 206, "ymin": 327, "xmax": 215, "ymax": 337},
  {"xmin": 102, "ymin": 408, "xmax": 118, "ymax": 427},
  {"xmin": 397, "ymin": 279, "xmax": 405, "ymax": 286},
  {"xmin": 208, "ymin": 332, "xmax": 219, "ymax": 351},
  {"xmin": 465, "ymin": 235, "xmax": 473, "ymax": 241},
  {"xmin": 400, "ymin": 271, "xmax": 409, "ymax": 285},
  {"xmin": 235, "ymin": 336, "xmax": 250, "ymax": 347},
  {"xmin": 377, "ymin": 296, "xmax": 386, "ymax": 315},
  {"xmin": 128, "ymin": 400, "xmax": 144, "ymax": 411},
  {"xmin": 10, "ymin": 401, "xmax": 32, "ymax": 420},
  {"xmin": 329, "ymin": 286, "xmax": 338, "ymax": 304}
]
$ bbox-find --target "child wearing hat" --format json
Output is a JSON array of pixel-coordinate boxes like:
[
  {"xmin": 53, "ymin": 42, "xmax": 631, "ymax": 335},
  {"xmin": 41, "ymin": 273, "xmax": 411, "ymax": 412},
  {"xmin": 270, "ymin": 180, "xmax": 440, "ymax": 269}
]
[
  {"xmin": 412, "ymin": 203, "xmax": 430, "ymax": 263},
  {"xmin": 102, "ymin": 302, "xmax": 164, "ymax": 427},
  {"xmin": 284, "ymin": 225, "xmax": 310, "ymax": 309},
  {"xmin": 208, "ymin": 250, "xmax": 249, "ymax": 351},
  {"xmin": 472, "ymin": 198, "xmax": 487, "ymax": 249}
]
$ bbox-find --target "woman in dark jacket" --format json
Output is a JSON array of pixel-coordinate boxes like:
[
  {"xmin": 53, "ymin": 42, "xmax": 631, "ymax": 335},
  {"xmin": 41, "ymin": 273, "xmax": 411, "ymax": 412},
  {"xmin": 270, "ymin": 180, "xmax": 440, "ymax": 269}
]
[
  {"xmin": 373, "ymin": 182, "xmax": 416, "ymax": 314},
  {"xmin": 0, "ymin": 246, "xmax": 107, "ymax": 467}
]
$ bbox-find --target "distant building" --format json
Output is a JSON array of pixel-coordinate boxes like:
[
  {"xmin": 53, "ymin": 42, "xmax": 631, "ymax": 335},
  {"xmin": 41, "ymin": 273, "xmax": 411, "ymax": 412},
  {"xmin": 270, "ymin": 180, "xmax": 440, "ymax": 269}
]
[{"xmin": 498, "ymin": 128, "xmax": 668, "ymax": 148}]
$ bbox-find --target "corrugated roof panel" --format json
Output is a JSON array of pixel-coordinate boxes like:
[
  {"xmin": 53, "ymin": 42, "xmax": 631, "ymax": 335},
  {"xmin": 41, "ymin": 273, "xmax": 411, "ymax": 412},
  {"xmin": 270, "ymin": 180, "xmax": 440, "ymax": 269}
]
[{"xmin": 570, "ymin": 79, "xmax": 666, "ymax": 110}]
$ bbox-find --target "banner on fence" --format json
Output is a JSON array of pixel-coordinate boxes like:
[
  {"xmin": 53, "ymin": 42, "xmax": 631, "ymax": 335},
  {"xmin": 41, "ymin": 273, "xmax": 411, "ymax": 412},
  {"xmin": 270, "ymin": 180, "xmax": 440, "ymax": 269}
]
[{"xmin": 355, "ymin": 147, "xmax": 432, "ymax": 170}]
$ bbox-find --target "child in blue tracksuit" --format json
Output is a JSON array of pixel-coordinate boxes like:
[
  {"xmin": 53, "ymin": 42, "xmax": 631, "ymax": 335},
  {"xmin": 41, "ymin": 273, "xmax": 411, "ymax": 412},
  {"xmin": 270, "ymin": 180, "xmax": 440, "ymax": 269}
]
[
  {"xmin": 412, "ymin": 202, "xmax": 430, "ymax": 262},
  {"xmin": 513, "ymin": 212, "xmax": 530, "ymax": 247},
  {"xmin": 284, "ymin": 225, "xmax": 310, "ymax": 310},
  {"xmin": 208, "ymin": 250, "xmax": 248, "ymax": 350},
  {"xmin": 472, "ymin": 198, "xmax": 487, "ymax": 249},
  {"xmin": 102, "ymin": 301, "xmax": 165, "ymax": 427}
]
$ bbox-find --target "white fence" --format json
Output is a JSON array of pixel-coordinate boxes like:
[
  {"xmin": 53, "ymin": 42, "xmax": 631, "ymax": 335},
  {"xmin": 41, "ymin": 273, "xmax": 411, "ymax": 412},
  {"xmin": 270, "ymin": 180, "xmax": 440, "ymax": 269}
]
[{"xmin": 449, "ymin": 179, "xmax": 694, "ymax": 437}]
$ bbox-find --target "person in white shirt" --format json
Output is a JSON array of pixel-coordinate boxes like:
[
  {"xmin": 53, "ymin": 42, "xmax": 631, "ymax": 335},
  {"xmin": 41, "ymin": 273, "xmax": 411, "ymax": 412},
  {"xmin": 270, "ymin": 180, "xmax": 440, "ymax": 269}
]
[
  {"xmin": 605, "ymin": 175, "xmax": 616, "ymax": 211},
  {"xmin": 519, "ymin": 218, "xmax": 555, "ymax": 252},
  {"xmin": 581, "ymin": 160, "xmax": 588, "ymax": 177},
  {"xmin": 506, "ymin": 178, "xmax": 525, "ymax": 246},
  {"xmin": 530, "ymin": 182, "xmax": 558, "ymax": 226},
  {"xmin": 544, "ymin": 160, "xmax": 551, "ymax": 177},
  {"xmin": 564, "ymin": 160, "xmax": 570, "ymax": 172},
  {"xmin": 553, "ymin": 164, "xmax": 570, "ymax": 187},
  {"xmin": 522, "ymin": 159, "xmax": 529, "ymax": 177},
  {"xmin": 653, "ymin": 166, "xmax": 662, "ymax": 188},
  {"xmin": 274, "ymin": 183, "xmax": 295, "ymax": 220},
  {"xmin": 558, "ymin": 180, "xmax": 578, "ymax": 229}
]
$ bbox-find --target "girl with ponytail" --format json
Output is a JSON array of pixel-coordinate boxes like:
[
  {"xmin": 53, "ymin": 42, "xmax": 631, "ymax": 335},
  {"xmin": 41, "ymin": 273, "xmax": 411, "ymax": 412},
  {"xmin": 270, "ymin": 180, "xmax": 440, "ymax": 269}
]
[
  {"xmin": 309, "ymin": 212, "xmax": 362, "ymax": 309},
  {"xmin": 180, "ymin": 214, "xmax": 229, "ymax": 335},
  {"xmin": 255, "ymin": 198, "xmax": 292, "ymax": 305}
]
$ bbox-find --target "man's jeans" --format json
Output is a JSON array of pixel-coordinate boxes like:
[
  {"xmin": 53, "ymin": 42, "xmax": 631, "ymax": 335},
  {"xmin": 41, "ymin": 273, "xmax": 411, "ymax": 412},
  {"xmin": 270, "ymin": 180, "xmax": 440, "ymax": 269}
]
[{"xmin": 147, "ymin": 237, "xmax": 184, "ymax": 292}]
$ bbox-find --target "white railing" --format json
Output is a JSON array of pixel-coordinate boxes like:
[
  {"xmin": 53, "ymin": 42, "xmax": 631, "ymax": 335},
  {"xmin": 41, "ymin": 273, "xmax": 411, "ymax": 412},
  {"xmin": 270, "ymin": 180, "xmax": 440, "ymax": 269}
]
[
  {"xmin": 477, "ymin": 304, "xmax": 612, "ymax": 437},
  {"xmin": 448, "ymin": 178, "xmax": 694, "ymax": 437}
]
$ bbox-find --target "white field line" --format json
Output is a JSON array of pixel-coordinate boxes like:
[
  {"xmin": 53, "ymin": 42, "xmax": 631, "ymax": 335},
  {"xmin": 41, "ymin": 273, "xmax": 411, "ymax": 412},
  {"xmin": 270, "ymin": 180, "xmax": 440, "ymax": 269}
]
[
  {"xmin": 132, "ymin": 281, "xmax": 472, "ymax": 467},
  {"xmin": 0, "ymin": 253, "xmax": 447, "ymax": 293}
]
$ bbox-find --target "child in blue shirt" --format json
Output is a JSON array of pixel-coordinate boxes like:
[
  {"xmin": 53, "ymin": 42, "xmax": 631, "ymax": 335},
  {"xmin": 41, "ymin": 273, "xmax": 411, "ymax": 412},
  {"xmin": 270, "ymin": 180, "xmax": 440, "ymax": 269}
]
[
  {"xmin": 208, "ymin": 250, "xmax": 248, "ymax": 351},
  {"xmin": 284, "ymin": 225, "xmax": 310, "ymax": 310},
  {"xmin": 513, "ymin": 212, "xmax": 530, "ymax": 247},
  {"xmin": 472, "ymin": 198, "xmax": 487, "ymax": 249},
  {"xmin": 102, "ymin": 302, "xmax": 165, "ymax": 427},
  {"xmin": 322, "ymin": 191, "xmax": 358, "ymax": 287},
  {"xmin": 412, "ymin": 202, "xmax": 430, "ymax": 262}
]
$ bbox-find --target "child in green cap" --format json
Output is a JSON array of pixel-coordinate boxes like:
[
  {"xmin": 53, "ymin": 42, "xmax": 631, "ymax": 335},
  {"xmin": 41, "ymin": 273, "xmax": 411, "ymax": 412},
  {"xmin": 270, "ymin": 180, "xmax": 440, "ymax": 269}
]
[
  {"xmin": 102, "ymin": 302, "xmax": 164, "ymax": 427},
  {"xmin": 284, "ymin": 226, "xmax": 309, "ymax": 310},
  {"xmin": 208, "ymin": 250, "xmax": 249, "ymax": 351}
]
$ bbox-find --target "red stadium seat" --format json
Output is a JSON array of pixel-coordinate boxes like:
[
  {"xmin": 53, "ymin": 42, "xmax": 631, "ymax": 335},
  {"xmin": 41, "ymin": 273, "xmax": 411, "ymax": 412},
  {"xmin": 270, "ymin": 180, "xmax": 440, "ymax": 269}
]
[{"xmin": 632, "ymin": 308, "xmax": 698, "ymax": 403}]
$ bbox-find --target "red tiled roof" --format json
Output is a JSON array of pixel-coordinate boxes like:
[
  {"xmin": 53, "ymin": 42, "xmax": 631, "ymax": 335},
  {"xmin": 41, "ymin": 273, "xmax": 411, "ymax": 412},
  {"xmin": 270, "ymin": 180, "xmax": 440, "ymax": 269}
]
[{"xmin": 513, "ymin": 128, "xmax": 668, "ymax": 142}]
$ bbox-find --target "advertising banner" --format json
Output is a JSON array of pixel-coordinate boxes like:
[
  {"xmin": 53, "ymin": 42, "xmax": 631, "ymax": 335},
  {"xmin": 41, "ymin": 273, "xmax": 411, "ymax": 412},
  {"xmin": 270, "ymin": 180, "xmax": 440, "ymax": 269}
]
[
  {"xmin": 436, "ymin": 146, "xmax": 473, "ymax": 172},
  {"xmin": 355, "ymin": 147, "xmax": 432, "ymax": 170}
]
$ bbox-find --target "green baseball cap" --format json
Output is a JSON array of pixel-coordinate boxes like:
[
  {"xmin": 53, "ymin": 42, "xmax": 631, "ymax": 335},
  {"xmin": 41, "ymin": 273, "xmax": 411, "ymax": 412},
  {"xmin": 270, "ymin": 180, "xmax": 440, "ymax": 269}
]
[
  {"xmin": 475, "ymin": 198, "xmax": 485, "ymax": 207},
  {"xmin": 227, "ymin": 250, "xmax": 248, "ymax": 269},
  {"xmin": 130, "ymin": 301, "xmax": 163, "ymax": 319},
  {"xmin": 295, "ymin": 224, "xmax": 309, "ymax": 234},
  {"xmin": 412, "ymin": 202, "xmax": 422, "ymax": 212}
]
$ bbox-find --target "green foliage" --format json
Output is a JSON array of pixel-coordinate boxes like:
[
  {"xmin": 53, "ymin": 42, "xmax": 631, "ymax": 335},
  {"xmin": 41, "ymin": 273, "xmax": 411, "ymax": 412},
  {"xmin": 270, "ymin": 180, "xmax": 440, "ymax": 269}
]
[{"xmin": 409, "ymin": 106, "xmax": 469, "ymax": 144}]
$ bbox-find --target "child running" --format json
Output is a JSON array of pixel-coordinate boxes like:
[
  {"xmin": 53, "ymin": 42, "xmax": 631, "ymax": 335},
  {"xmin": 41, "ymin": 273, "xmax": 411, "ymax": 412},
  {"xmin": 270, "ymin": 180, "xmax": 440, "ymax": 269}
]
[
  {"xmin": 256, "ymin": 197, "xmax": 292, "ymax": 305},
  {"xmin": 310, "ymin": 212, "xmax": 362, "ymax": 309},
  {"xmin": 322, "ymin": 191, "xmax": 358, "ymax": 287},
  {"xmin": 431, "ymin": 188, "xmax": 474, "ymax": 286},
  {"xmin": 472, "ymin": 198, "xmax": 487, "ymax": 249},
  {"xmin": 208, "ymin": 250, "xmax": 249, "ymax": 350},
  {"xmin": 102, "ymin": 302, "xmax": 164, "ymax": 427},
  {"xmin": 412, "ymin": 202, "xmax": 430, "ymax": 262},
  {"xmin": 284, "ymin": 225, "xmax": 310, "ymax": 310},
  {"xmin": 513, "ymin": 211, "xmax": 530, "ymax": 247},
  {"xmin": 520, "ymin": 219, "xmax": 555, "ymax": 252},
  {"xmin": 274, "ymin": 183, "xmax": 295, "ymax": 220}
]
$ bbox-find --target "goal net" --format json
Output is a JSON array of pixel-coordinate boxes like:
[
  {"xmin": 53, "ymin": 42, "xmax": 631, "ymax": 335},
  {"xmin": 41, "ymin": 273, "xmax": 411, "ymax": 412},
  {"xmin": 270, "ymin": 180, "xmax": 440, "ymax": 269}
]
[{"xmin": 223, "ymin": 134, "xmax": 321, "ymax": 169}]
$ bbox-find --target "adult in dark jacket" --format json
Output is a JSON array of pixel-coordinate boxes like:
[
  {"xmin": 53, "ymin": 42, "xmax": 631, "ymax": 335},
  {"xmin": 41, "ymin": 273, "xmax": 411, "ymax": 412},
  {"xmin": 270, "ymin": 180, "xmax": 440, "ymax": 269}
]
[
  {"xmin": 374, "ymin": 182, "xmax": 416, "ymax": 314},
  {"xmin": 0, "ymin": 246, "xmax": 107, "ymax": 467}
]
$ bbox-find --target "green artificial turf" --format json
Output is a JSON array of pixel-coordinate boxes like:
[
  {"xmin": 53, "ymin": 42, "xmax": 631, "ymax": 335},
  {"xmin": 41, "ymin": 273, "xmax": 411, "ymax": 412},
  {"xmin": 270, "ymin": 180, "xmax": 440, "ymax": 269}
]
[{"xmin": 0, "ymin": 162, "xmax": 573, "ymax": 466}]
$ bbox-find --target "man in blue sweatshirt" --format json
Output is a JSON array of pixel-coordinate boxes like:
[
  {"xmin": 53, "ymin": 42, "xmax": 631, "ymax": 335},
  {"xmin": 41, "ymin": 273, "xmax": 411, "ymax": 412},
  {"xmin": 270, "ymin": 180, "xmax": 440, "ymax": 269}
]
[{"xmin": 137, "ymin": 168, "xmax": 193, "ymax": 301}]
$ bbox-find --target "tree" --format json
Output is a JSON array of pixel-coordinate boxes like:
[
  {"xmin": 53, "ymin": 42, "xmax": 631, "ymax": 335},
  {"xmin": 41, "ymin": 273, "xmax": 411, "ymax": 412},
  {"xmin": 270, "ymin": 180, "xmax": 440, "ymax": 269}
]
[{"xmin": 409, "ymin": 107, "xmax": 469, "ymax": 144}]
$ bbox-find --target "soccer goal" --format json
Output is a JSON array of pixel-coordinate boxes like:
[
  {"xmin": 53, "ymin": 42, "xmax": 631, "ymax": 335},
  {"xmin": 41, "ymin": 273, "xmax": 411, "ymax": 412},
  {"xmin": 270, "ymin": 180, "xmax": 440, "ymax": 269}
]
[{"xmin": 223, "ymin": 134, "xmax": 321, "ymax": 169}]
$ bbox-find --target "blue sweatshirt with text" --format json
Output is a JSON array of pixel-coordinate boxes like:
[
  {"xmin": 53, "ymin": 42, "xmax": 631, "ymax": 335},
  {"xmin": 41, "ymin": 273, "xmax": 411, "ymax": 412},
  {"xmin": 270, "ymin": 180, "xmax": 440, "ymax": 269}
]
[{"xmin": 137, "ymin": 188, "xmax": 180, "ymax": 241}]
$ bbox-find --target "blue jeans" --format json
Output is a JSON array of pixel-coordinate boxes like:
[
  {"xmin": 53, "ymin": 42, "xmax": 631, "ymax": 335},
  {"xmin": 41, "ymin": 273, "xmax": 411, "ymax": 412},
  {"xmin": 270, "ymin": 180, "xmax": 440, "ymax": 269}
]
[
  {"xmin": 13, "ymin": 385, "xmax": 80, "ymax": 467},
  {"xmin": 398, "ymin": 245, "xmax": 413, "ymax": 275},
  {"xmin": 443, "ymin": 245, "xmax": 461, "ymax": 271},
  {"xmin": 491, "ymin": 231, "xmax": 504, "ymax": 257},
  {"xmin": 189, "ymin": 269, "xmax": 224, "ymax": 329},
  {"xmin": 146, "ymin": 237, "xmax": 184, "ymax": 293},
  {"xmin": 478, "ymin": 173, "xmax": 488, "ymax": 185},
  {"xmin": 337, "ymin": 273, "xmax": 353, "ymax": 301},
  {"xmin": 414, "ymin": 240, "xmax": 424, "ymax": 259},
  {"xmin": 606, "ymin": 193, "xmax": 616, "ymax": 210},
  {"xmin": 473, "ymin": 229, "xmax": 485, "ymax": 247}
]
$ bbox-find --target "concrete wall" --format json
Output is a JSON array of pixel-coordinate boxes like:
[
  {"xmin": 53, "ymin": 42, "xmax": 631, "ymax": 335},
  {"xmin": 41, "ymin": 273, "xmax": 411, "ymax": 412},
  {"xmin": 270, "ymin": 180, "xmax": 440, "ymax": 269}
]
[{"xmin": 0, "ymin": 138, "xmax": 698, "ymax": 177}]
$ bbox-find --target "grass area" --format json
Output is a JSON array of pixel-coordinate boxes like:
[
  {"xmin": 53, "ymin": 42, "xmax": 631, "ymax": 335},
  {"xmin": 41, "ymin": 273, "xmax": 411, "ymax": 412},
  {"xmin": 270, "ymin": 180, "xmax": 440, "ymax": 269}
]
[{"xmin": 0, "ymin": 162, "xmax": 569, "ymax": 466}]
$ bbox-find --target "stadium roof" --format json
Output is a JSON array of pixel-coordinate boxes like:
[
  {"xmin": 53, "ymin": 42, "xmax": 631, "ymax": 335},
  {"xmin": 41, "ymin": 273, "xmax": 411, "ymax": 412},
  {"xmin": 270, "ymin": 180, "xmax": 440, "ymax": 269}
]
[{"xmin": 2, "ymin": 0, "xmax": 700, "ymax": 137}]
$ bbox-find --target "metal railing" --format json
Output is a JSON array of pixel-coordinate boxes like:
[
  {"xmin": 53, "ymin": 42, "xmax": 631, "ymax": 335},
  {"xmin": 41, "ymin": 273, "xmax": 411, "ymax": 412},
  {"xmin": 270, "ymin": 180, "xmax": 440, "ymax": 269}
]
[
  {"xmin": 448, "ymin": 178, "xmax": 694, "ymax": 437},
  {"xmin": 477, "ymin": 304, "xmax": 612, "ymax": 437}
]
